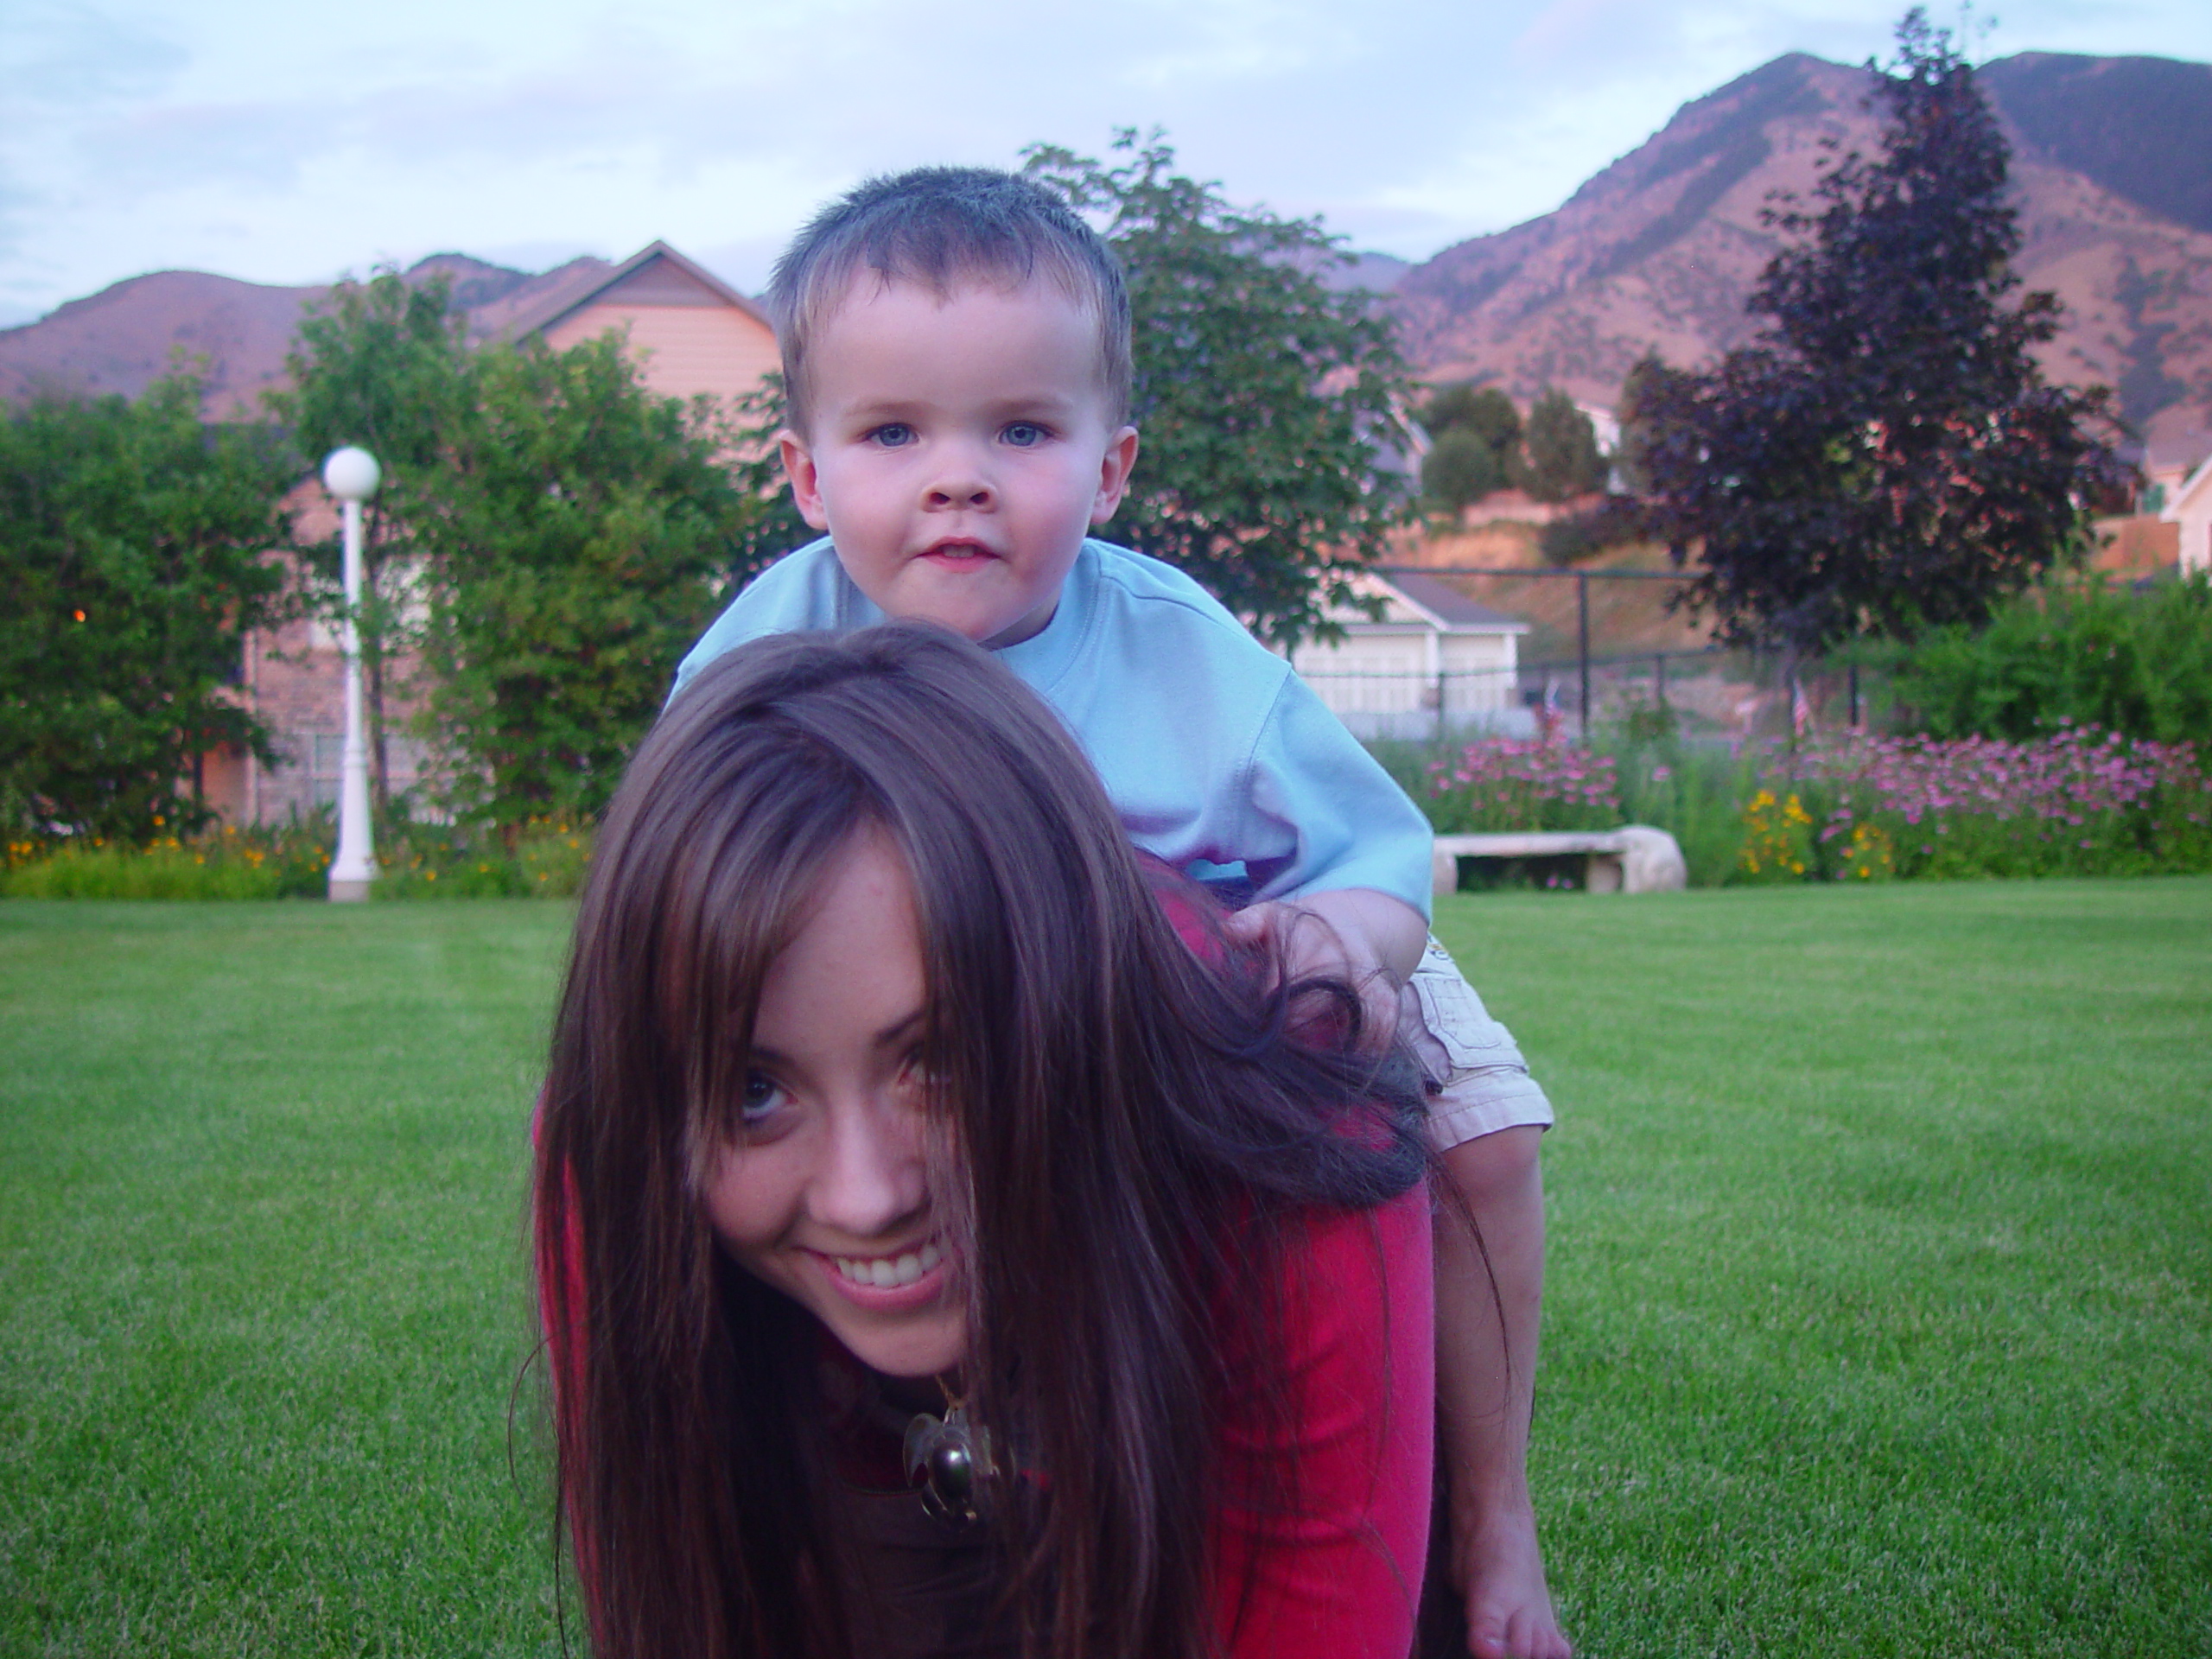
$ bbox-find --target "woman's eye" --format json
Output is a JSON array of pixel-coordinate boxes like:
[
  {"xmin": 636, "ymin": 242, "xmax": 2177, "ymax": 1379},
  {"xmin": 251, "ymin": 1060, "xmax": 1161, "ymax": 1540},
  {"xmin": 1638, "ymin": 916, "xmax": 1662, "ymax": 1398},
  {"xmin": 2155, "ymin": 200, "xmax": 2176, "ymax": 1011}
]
[
  {"xmin": 738, "ymin": 1071, "xmax": 787, "ymax": 1126},
  {"xmin": 894, "ymin": 1049, "xmax": 934, "ymax": 1099},
  {"xmin": 1001, "ymin": 422, "xmax": 1047, "ymax": 448},
  {"xmin": 870, "ymin": 423, "xmax": 915, "ymax": 448}
]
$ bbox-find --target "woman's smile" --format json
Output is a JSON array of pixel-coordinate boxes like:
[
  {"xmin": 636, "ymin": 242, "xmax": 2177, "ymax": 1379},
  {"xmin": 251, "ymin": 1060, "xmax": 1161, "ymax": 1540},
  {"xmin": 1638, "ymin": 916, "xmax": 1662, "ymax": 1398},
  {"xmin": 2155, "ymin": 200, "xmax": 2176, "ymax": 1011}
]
[{"xmin": 810, "ymin": 1237, "xmax": 954, "ymax": 1312}]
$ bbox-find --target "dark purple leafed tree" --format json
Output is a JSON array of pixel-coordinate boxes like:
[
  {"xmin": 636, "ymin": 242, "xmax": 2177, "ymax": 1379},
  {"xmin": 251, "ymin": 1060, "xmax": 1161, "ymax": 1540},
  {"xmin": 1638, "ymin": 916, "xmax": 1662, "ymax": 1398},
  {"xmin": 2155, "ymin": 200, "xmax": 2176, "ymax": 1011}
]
[{"xmin": 1629, "ymin": 10, "xmax": 2126, "ymax": 674}]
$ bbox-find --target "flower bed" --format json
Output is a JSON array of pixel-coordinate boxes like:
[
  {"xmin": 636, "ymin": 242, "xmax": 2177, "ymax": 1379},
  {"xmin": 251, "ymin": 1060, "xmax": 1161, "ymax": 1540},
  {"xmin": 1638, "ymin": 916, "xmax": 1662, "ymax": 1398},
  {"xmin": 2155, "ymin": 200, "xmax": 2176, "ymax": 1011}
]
[
  {"xmin": 2, "ymin": 815, "xmax": 594, "ymax": 900},
  {"xmin": 1422, "ymin": 737, "xmax": 1622, "ymax": 834},
  {"xmin": 2, "ymin": 823, "xmax": 332, "ymax": 899},
  {"xmin": 1754, "ymin": 726, "xmax": 2212, "ymax": 882},
  {"xmin": 1409, "ymin": 727, "xmax": 2212, "ymax": 886}
]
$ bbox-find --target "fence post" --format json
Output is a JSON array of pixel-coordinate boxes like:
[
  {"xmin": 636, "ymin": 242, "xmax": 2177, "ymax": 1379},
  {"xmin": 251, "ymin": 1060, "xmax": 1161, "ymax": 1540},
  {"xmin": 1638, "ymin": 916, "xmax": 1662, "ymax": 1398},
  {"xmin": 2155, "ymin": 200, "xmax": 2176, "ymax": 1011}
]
[
  {"xmin": 1655, "ymin": 652, "xmax": 1667, "ymax": 710},
  {"xmin": 1849, "ymin": 660, "xmax": 1861, "ymax": 729},
  {"xmin": 1576, "ymin": 571, "xmax": 1592, "ymax": 743}
]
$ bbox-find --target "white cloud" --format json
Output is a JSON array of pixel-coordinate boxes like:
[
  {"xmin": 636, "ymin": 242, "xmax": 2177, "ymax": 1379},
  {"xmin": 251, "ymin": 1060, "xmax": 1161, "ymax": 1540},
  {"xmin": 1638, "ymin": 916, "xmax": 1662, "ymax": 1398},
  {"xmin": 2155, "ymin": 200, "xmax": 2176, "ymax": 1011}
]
[{"xmin": 2, "ymin": 0, "xmax": 2207, "ymax": 319}]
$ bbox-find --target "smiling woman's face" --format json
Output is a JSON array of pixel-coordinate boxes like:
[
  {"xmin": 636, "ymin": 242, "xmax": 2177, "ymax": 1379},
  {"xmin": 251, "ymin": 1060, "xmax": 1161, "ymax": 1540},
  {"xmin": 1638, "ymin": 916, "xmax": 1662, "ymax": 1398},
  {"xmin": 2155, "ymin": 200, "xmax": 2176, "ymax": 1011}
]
[{"xmin": 699, "ymin": 829, "xmax": 965, "ymax": 1379}]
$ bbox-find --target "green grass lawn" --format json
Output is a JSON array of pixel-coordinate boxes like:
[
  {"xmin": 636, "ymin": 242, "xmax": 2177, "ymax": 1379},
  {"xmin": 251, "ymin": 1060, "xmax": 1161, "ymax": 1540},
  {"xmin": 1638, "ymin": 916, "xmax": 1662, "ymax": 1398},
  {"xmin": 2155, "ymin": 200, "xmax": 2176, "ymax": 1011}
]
[
  {"xmin": 1434, "ymin": 878, "xmax": 2212, "ymax": 1657},
  {"xmin": 3, "ymin": 881, "xmax": 2208, "ymax": 1656},
  {"xmin": 0, "ymin": 902, "xmax": 572, "ymax": 1657}
]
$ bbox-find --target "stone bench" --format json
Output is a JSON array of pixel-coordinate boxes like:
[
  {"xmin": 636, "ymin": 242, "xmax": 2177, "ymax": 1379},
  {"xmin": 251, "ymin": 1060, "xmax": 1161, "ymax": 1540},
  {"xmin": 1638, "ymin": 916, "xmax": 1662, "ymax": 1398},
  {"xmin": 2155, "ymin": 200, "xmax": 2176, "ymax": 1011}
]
[{"xmin": 1432, "ymin": 825, "xmax": 1688, "ymax": 897}]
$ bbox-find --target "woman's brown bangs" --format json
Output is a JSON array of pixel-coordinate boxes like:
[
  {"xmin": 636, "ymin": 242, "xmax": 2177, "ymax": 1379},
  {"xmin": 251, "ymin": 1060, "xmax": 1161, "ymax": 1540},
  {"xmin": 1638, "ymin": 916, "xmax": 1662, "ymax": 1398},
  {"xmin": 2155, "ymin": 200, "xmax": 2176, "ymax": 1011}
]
[{"xmin": 644, "ymin": 721, "xmax": 883, "ymax": 1173}]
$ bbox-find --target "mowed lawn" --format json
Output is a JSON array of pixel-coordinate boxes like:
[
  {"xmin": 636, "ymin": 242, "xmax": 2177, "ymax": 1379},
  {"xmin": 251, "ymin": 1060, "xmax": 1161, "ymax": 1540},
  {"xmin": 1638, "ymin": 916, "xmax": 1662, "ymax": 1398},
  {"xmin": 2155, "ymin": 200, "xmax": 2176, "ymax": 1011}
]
[
  {"xmin": 2, "ymin": 880, "xmax": 2208, "ymax": 1656},
  {"xmin": 1435, "ymin": 878, "xmax": 2212, "ymax": 1658}
]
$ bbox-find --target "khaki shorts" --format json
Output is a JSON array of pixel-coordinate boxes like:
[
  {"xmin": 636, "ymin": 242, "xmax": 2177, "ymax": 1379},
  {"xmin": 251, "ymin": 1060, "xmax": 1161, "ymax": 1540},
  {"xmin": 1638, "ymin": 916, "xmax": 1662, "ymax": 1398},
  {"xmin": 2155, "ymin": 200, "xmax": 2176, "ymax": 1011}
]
[{"xmin": 1401, "ymin": 937, "xmax": 1554, "ymax": 1151}]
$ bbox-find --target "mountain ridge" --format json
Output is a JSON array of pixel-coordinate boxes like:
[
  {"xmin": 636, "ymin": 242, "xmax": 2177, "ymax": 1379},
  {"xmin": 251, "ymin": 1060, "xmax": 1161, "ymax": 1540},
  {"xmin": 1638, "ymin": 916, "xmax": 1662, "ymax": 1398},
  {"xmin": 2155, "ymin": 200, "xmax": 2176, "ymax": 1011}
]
[
  {"xmin": 4, "ymin": 48, "xmax": 2207, "ymax": 465},
  {"xmin": 0, "ymin": 253, "xmax": 612, "ymax": 418},
  {"xmin": 1394, "ymin": 48, "xmax": 2212, "ymax": 468}
]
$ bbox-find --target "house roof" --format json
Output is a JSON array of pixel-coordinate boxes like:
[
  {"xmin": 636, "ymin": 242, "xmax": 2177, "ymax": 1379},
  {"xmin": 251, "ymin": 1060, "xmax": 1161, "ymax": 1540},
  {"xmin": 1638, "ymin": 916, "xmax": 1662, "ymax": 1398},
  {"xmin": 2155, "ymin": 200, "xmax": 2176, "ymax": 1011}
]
[
  {"xmin": 499, "ymin": 241, "xmax": 772, "ymax": 340},
  {"xmin": 1376, "ymin": 570, "xmax": 1528, "ymax": 633},
  {"xmin": 2161, "ymin": 453, "xmax": 2212, "ymax": 521}
]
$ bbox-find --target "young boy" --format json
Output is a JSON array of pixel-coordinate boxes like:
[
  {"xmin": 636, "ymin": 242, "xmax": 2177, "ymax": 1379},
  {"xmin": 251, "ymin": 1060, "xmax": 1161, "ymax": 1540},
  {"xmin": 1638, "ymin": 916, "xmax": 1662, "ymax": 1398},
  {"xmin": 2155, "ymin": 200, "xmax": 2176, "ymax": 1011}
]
[{"xmin": 675, "ymin": 168, "xmax": 1572, "ymax": 1659}]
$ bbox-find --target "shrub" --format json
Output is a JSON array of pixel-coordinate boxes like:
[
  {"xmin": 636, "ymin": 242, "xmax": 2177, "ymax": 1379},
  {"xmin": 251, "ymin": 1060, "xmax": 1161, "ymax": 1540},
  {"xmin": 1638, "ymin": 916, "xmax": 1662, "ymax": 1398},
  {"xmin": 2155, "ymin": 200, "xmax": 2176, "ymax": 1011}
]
[
  {"xmin": 1, "ymin": 819, "xmax": 331, "ymax": 899},
  {"xmin": 1893, "ymin": 572, "xmax": 2212, "ymax": 748},
  {"xmin": 0, "ymin": 810, "xmax": 595, "ymax": 900},
  {"xmin": 373, "ymin": 817, "xmax": 592, "ymax": 899},
  {"xmin": 1538, "ymin": 496, "xmax": 1643, "ymax": 564}
]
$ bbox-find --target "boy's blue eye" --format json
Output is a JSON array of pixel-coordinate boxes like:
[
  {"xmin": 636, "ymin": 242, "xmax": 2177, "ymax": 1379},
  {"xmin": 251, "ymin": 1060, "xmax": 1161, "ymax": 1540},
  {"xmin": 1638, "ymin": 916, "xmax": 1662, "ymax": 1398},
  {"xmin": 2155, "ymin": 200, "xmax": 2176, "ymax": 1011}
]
[
  {"xmin": 1001, "ymin": 422, "xmax": 1047, "ymax": 448},
  {"xmin": 872, "ymin": 424, "xmax": 914, "ymax": 448}
]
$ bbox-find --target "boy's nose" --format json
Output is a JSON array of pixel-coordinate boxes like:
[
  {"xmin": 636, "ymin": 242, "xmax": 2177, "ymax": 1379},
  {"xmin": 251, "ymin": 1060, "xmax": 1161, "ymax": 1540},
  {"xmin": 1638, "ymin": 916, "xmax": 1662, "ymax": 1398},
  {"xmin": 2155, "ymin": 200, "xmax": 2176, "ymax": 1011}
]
[
  {"xmin": 923, "ymin": 448, "xmax": 994, "ymax": 512},
  {"xmin": 925, "ymin": 477, "xmax": 993, "ymax": 511}
]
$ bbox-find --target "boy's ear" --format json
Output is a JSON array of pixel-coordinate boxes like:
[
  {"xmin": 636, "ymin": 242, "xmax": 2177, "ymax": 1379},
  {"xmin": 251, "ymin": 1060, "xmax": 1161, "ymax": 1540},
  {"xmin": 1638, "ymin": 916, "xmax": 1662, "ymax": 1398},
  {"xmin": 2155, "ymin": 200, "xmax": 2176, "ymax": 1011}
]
[
  {"xmin": 779, "ymin": 430, "xmax": 831, "ymax": 531},
  {"xmin": 1090, "ymin": 426, "xmax": 1141, "ymax": 525}
]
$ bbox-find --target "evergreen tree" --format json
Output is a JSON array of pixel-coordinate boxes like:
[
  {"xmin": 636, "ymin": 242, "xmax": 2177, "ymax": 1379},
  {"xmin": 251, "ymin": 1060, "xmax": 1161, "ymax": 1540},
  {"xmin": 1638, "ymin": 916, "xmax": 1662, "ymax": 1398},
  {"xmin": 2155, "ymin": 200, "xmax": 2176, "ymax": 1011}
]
[
  {"xmin": 1633, "ymin": 10, "xmax": 2123, "ymax": 665},
  {"xmin": 1516, "ymin": 387, "xmax": 1606, "ymax": 503}
]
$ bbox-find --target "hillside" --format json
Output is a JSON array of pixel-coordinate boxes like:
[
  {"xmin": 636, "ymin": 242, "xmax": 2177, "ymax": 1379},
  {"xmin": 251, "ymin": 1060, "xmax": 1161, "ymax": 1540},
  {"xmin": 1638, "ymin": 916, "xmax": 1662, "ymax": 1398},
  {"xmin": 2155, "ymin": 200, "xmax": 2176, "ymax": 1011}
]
[
  {"xmin": 0, "ymin": 253, "xmax": 610, "ymax": 418},
  {"xmin": 1394, "ymin": 50, "xmax": 2212, "ymax": 469}
]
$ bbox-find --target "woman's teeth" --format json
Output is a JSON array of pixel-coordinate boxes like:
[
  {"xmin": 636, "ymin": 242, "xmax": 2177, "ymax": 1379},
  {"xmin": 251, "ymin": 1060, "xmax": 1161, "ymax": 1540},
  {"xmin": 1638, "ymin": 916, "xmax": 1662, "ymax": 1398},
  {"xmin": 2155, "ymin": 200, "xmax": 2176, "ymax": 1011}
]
[{"xmin": 831, "ymin": 1239, "xmax": 944, "ymax": 1288}]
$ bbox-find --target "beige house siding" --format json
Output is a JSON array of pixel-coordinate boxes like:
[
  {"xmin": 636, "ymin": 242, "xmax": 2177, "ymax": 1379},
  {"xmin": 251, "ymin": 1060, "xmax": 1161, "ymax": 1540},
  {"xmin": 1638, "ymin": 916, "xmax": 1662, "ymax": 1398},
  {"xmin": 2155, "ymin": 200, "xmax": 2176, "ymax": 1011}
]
[
  {"xmin": 527, "ymin": 242, "xmax": 779, "ymax": 410},
  {"xmin": 542, "ymin": 302, "xmax": 779, "ymax": 406},
  {"xmin": 2163, "ymin": 456, "xmax": 2212, "ymax": 575}
]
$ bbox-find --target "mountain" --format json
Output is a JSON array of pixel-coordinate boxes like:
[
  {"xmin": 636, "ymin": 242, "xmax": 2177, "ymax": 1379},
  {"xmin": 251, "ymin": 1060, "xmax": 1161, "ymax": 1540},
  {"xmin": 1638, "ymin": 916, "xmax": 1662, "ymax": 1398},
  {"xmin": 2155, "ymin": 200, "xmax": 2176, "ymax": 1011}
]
[
  {"xmin": 0, "ymin": 253, "xmax": 611, "ymax": 418},
  {"xmin": 1394, "ymin": 51, "xmax": 2212, "ymax": 468},
  {"xmin": 9, "ymin": 50, "xmax": 2206, "ymax": 464}
]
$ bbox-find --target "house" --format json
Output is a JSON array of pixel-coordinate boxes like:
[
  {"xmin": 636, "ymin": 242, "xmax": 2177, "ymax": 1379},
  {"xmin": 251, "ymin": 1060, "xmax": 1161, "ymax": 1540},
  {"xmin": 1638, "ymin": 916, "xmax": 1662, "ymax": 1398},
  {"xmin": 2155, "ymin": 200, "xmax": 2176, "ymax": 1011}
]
[
  {"xmin": 2158, "ymin": 454, "xmax": 2212, "ymax": 575},
  {"xmin": 495, "ymin": 240, "xmax": 780, "ymax": 408},
  {"xmin": 205, "ymin": 242, "xmax": 782, "ymax": 827},
  {"xmin": 1288, "ymin": 571, "xmax": 1528, "ymax": 740}
]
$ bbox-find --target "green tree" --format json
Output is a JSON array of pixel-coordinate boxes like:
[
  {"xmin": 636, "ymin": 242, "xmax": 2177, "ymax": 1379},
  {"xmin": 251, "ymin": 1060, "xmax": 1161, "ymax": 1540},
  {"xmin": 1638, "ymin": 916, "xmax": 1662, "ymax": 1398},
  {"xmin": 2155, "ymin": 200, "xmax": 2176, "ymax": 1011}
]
[
  {"xmin": 409, "ymin": 334, "xmax": 760, "ymax": 832},
  {"xmin": 1024, "ymin": 132, "xmax": 1418, "ymax": 646},
  {"xmin": 1421, "ymin": 427, "xmax": 1504, "ymax": 512},
  {"xmin": 268, "ymin": 269, "xmax": 473, "ymax": 810},
  {"xmin": 1612, "ymin": 354, "xmax": 1668, "ymax": 495},
  {"xmin": 1419, "ymin": 384, "xmax": 1520, "ymax": 512},
  {"xmin": 1633, "ymin": 10, "xmax": 2123, "ymax": 669},
  {"xmin": 1516, "ymin": 387, "xmax": 1606, "ymax": 503},
  {"xmin": 0, "ymin": 373, "xmax": 295, "ymax": 842},
  {"xmin": 1422, "ymin": 383, "xmax": 1522, "ymax": 454}
]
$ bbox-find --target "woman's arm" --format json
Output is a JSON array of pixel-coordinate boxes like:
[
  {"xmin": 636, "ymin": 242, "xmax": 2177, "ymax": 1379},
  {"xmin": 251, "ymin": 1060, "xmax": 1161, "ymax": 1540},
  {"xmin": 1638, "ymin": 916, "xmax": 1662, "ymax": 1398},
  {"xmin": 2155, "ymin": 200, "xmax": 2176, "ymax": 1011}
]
[{"xmin": 1209, "ymin": 1186, "xmax": 1436, "ymax": 1659}]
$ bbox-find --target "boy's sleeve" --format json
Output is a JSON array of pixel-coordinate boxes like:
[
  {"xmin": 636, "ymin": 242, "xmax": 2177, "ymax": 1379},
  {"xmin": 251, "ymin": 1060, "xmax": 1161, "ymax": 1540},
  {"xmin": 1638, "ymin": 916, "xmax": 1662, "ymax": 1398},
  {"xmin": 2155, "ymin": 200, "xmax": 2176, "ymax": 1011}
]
[
  {"xmin": 1242, "ymin": 672, "xmax": 1436, "ymax": 921},
  {"xmin": 670, "ymin": 537, "xmax": 858, "ymax": 702}
]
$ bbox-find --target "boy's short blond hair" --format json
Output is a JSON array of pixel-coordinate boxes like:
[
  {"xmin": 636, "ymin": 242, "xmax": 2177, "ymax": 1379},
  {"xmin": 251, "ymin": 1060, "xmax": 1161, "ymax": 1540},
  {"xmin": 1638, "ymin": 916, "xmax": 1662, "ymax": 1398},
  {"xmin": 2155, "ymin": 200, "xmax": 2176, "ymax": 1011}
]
[{"xmin": 767, "ymin": 167, "xmax": 1133, "ymax": 436}]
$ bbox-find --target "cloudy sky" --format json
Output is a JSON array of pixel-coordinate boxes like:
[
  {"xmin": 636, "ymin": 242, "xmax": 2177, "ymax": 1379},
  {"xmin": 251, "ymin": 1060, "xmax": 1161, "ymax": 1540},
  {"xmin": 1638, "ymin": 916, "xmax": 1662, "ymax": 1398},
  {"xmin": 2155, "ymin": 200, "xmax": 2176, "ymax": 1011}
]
[{"xmin": 4, "ymin": 0, "xmax": 2207, "ymax": 327}]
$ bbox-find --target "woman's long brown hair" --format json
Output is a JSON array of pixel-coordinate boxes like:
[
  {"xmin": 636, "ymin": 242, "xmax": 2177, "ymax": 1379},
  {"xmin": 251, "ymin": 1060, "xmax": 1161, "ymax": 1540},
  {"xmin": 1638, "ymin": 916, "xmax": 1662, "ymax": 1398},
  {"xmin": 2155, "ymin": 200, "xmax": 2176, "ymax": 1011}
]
[{"xmin": 534, "ymin": 624, "xmax": 1427, "ymax": 1659}]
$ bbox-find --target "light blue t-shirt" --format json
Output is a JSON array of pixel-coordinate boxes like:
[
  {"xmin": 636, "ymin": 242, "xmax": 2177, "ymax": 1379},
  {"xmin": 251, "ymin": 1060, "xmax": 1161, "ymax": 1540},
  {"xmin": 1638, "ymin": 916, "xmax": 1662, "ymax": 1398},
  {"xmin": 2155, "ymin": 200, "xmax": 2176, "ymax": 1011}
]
[{"xmin": 673, "ymin": 537, "xmax": 1434, "ymax": 919}]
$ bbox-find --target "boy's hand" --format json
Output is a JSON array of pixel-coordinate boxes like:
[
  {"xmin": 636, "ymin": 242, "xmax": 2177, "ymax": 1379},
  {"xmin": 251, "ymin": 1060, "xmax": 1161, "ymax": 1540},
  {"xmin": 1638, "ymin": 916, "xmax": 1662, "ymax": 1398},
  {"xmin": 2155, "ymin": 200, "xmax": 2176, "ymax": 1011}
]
[{"xmin": 1219, "ymin": 888, "xmax": 1426, "ymax": 1051}]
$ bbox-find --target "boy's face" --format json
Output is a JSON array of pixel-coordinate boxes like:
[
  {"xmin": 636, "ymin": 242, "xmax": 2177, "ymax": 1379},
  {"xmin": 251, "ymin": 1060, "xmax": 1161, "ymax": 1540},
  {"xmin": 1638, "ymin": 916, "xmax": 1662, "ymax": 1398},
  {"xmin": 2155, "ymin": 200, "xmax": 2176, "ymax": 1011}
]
[{"xmin": 779, "ymin": 277, "xmax": 1140, "ymax": 650}]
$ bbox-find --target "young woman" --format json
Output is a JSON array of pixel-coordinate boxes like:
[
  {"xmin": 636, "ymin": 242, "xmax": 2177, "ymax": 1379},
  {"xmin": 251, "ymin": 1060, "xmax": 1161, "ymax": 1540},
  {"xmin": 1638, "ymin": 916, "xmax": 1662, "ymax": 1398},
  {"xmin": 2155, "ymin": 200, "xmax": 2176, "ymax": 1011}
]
[{"xmin": 534, "ymin": 625, "xmax": 1435, "ymax": 1659}]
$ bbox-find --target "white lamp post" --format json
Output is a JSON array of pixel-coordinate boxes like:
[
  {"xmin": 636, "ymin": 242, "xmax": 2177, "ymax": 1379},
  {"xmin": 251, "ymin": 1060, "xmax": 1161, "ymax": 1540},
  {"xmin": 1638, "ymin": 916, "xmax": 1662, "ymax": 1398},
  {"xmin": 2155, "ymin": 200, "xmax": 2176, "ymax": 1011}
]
[{"xmin": 322, "ymin": 446, "xmax": 382, "ymax": 902}]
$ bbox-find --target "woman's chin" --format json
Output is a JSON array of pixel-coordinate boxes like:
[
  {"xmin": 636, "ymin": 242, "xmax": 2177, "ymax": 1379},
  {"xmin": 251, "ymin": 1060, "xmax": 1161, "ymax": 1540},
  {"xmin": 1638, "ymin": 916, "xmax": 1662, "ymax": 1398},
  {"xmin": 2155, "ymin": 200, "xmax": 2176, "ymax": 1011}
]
[{"xmin": 801, "ymin": 1252, "xmax": 967, "ymax": 1378}]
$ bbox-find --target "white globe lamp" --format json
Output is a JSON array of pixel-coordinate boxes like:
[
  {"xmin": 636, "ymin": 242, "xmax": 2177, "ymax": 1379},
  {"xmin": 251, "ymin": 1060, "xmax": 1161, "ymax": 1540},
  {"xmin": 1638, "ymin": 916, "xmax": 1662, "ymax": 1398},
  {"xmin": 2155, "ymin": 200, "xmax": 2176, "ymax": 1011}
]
[{"xmin": 323, "ymin": 447, "xmax": 382, "ymax": 902}]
